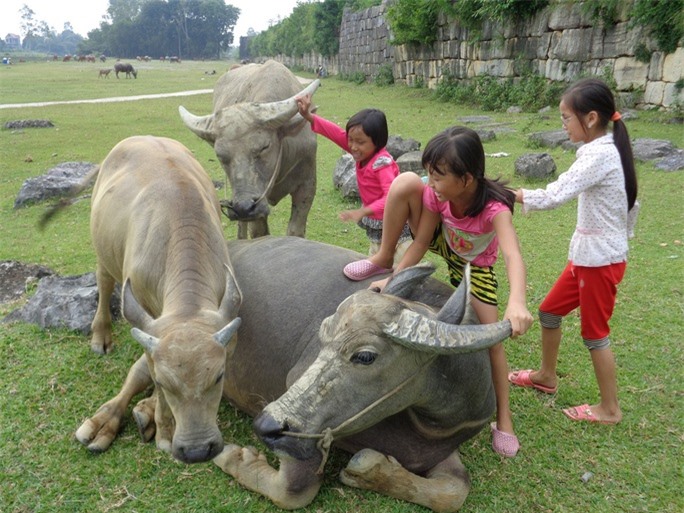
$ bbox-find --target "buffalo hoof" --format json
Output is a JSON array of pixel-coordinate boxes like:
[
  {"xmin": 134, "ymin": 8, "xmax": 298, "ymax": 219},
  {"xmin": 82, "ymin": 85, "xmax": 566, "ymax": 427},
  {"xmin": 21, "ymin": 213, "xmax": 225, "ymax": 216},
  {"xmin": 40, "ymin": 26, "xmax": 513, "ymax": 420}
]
[{"xmin": 340, "ymin": 448, "xmax": 399, "ymax": 490}]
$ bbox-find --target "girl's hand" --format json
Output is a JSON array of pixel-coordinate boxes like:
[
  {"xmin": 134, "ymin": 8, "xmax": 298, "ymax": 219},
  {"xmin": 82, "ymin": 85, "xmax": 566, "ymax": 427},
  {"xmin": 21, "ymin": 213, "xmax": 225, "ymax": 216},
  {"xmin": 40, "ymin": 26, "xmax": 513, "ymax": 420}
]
[
  {"xmin": 514, "ymin": 189, "xmax": 524, "ymax": 204},
  {"xmin": 339, "ymin": 209, "xmax": 365, "ymax": 223},
  {"xmin": 369, "ymin": 276, "xmax": 390, "ymax": 291},
  {"xmin": 503, "ymin": 302, "xmax": 534, "ymax": 338},
  {"xmin": 296, "ymin": 94, "xmax": 313, "ymax": 122}
]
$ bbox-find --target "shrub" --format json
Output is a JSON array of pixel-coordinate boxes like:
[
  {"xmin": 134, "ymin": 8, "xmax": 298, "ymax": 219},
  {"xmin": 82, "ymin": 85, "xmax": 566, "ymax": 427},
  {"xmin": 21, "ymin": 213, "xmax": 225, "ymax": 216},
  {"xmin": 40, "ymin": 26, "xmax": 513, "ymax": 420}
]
[{"xmin": 374, "ymin": 64, "xmax": 395, "ymax": 86}]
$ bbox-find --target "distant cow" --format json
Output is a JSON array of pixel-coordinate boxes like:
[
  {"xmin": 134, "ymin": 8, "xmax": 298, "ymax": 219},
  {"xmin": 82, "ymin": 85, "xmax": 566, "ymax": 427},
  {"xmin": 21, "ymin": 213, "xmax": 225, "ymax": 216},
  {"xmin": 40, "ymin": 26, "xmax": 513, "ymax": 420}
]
[
  {"xmin": 98, "ymin": 69, "xmax": 111, "ymax": 78},
  {"xmin": 114, "ymin": 62, "xmax": 137, "ymax": 79}
]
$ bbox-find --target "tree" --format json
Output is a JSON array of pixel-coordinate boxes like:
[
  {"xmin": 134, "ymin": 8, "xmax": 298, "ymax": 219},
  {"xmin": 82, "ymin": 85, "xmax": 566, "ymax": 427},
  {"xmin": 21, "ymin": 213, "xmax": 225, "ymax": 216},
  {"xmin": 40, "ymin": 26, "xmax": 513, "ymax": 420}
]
[{"xmin": 19, "ymin": 4, "xmax": 38, "ymax": 49}]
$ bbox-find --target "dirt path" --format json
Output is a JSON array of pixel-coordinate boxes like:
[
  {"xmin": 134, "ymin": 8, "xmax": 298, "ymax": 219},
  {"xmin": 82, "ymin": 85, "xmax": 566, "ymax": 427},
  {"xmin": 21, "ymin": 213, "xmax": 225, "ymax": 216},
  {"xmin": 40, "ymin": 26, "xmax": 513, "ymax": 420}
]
[
  {"xmin": 0, "ymin": 89, "xmax": 214, "ymax": 110},
  {"xmin": 0, "ymin": 77, "xmax": 314, "ymax": 110}
]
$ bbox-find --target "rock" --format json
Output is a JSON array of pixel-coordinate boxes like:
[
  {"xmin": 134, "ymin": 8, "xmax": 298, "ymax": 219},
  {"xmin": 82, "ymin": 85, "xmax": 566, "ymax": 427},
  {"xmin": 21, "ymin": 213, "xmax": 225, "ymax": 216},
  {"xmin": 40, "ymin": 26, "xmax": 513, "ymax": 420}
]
[
  {"xmin": 4, "ymin": 119, "xmax": 54, "ymax": 129},
  {"xmin": 476, "ymin": 129, "xmax": 496, "ymax": 142},
  {"xmin": 397, "ymin": 151, "xmax": 424, "ymax": 174},
  {"xmin": 333, "ymin": 154, "xmax": 359, "ymax": 199},
  {"xmin": 529, "ymin": 130, "xmax": 569, "ymax": 148},
  {"xmin": 3, "ymin": 272, "xmax": 120, "ymax": 334},
  {"xmin": 655, "ymin": 150, "xmax": 684, "ymax": 171},
  {"xmin": 14, "ymin": 162, "xmax": 96, "ymax": 209},
  {"xmin": 632, "ymin": 138, "xmax": 676, "ymax": 161},
  {"xmin": 514, "ymin": 153, "xmax": 557, "ymax": 179},
  {"xmin": 386, "ymin": 135, "xmax": 421, "ymax": 160},
  {"xmin": 0, "ymin": 261, "xmax": 54, "ymax": 304}
]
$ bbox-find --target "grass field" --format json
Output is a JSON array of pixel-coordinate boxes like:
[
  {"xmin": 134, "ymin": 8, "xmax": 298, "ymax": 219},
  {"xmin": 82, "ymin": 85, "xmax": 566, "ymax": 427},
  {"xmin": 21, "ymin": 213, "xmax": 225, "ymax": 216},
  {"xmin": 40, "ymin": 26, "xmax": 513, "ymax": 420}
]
[{"xmin": 1, "ymin": 58, "xmax": 683, "ymax": 513}]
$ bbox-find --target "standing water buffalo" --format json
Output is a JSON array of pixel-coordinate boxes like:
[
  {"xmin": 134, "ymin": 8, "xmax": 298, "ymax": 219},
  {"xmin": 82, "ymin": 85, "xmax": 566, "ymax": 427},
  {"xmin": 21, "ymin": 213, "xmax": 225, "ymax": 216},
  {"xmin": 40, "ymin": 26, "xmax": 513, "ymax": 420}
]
[
  {"xmin": 179, "ymin": 60, "xmax": 319, "ymax": 239},
  {"xmin": 44, "ymin": 136, "xmax": 242, "ymax": 463},
  {"xmin": 114, "ymin": 62, "xmax": 137, "ymax": 78}
]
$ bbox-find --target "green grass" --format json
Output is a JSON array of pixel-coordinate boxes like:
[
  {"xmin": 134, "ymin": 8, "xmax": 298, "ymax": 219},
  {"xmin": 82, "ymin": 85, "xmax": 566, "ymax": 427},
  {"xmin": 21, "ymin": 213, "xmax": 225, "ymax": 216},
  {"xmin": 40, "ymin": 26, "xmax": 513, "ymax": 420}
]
[{"xmin": 1, "ymin": 60, "xmax": 683, "ymax": 513}]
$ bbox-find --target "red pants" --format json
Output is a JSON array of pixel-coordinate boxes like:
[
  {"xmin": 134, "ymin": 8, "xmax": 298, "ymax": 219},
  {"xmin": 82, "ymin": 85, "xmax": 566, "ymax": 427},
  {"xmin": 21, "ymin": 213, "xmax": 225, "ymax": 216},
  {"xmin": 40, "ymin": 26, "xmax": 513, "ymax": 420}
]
[{"xmin": 540, "ymin": 262, "xmax": 626, "ymax": 341}]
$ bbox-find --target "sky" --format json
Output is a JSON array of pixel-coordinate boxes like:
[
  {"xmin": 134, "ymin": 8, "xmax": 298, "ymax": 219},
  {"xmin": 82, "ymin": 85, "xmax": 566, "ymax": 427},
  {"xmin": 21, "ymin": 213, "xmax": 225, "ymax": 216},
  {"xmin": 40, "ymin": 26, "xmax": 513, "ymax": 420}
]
[{"xmin": 0, "ymin": 0, "xmax": 303, "ymax": 41}]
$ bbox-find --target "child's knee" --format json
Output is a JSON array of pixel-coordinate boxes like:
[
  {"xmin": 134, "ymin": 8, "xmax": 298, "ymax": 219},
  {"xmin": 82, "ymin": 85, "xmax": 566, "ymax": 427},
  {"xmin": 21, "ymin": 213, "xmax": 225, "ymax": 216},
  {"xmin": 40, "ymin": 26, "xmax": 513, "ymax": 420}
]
[
  {"xmin": 539, "ymin": 310, "xmax": 562, "ymax": 329},
  {"xmin": 583, "ymin": 336, "xmax": 610, "ymax": 350}
]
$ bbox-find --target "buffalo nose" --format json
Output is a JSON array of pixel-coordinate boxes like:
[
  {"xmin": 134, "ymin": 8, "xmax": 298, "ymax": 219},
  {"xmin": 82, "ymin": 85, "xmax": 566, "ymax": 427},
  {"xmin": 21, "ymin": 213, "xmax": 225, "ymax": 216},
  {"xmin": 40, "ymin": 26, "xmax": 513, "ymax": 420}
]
[
  {"xmin": 174, "ymin": 439, "xmax": 223, "ymax": 464},
  {"xmin": 253, "ymin": 411, "xmax": 287, "ymax": 445}
]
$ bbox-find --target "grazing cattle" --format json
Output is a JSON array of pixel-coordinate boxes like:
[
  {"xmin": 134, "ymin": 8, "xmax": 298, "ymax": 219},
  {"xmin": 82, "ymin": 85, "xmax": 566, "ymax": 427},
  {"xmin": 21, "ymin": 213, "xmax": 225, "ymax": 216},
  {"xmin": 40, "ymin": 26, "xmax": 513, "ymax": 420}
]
[
  {"xmin": 114, "ymin": 62, "xmax": 137, "ymax": 79},
  {"xmin": 179, "ymin": 60, "xmax": 319, "ymax": 239},
  {"xmin": 98, "ymin": 68, "xmax": 111, "ymax": 78},
  {"xmin": 133, "ymin": 236, "xmax": 511, "ymax": 511},
  {"xmin": 44, "ymin": 136, "xmax": 242, "ymax": 463}
]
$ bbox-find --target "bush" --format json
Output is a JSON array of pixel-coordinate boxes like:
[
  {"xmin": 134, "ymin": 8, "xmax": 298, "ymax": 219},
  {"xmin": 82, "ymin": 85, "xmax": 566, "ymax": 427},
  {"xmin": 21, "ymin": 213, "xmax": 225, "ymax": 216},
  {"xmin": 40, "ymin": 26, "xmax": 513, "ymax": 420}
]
[{"xmin": 374, "ymin": 64, "xmax": 395, "ymax": 86}]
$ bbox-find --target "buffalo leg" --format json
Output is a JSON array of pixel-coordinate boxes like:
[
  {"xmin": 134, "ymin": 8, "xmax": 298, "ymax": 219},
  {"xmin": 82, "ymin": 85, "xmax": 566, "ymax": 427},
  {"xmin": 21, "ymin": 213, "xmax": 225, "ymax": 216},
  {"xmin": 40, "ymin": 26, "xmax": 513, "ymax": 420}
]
[
  {"xmin": 249, "ymin": 217, "xmax": 269, "ymax": 239},
  {"xmin": 339, "ymin": 448, "xmax": 470, "ymax": 513},
  {"xmin": 132, "ymin": 385, "xmax": 175, "ymax": 452},
  {"xmin": 91, "ymin": 264, "xmax": 116, "ymax": 354},
  {"xmin": 287, "ymin": 180, "xmax": 315, "ymax": 238},
  {"xmin": 213, "ymin": 445, "xmax": 323, "ymax": 509},
  {"xmin": 75, "ymin": 355, "xmax": 152, "ymax": 452}
]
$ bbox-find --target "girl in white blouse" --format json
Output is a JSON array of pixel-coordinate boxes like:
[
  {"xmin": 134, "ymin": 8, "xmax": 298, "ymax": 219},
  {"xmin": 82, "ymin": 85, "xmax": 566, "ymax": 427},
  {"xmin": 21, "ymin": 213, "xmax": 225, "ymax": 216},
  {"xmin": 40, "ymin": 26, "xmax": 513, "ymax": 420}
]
[{"xmin": 509, "ymin": 78, "xmax": 638, "ymax": 425}]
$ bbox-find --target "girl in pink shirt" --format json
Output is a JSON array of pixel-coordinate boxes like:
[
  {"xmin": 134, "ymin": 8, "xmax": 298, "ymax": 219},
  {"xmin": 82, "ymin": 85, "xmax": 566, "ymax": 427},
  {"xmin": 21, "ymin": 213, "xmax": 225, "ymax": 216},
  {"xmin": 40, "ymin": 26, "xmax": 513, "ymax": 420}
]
[
  {"xmin": 356, "ymin": 126, "xmax": 534, "ymax": 457},
  {"xmin": 297, "ymin": 95, "xmax": 411, "ymax": 258}
]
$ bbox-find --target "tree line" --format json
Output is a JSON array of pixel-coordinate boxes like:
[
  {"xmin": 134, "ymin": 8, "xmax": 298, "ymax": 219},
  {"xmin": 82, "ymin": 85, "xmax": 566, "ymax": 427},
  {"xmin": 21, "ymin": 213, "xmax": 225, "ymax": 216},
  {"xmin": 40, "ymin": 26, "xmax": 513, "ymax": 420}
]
[{"xmin": 10, "ymin": 0, "xmax": 240, "ymax": 60}]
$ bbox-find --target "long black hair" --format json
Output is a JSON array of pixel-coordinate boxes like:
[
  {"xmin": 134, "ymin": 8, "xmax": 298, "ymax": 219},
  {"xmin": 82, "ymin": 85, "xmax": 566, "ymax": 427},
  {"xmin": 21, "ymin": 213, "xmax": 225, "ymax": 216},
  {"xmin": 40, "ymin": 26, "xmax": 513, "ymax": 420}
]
[
  {"xmin": 562, "ymin": 78, "xmax": 637, "ymax": 210},
  {"xmin": 421, "ymin": 126, "xmax": 515, "ymax": 217},
  {"xmin": 346, "ymin": 108, "xmax": 389, "ymax": 150}
]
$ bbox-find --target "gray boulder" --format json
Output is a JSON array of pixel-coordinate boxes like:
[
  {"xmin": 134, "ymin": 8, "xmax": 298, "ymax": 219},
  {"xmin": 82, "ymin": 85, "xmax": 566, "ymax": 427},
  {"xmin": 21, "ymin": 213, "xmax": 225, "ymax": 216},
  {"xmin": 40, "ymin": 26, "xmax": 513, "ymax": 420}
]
[
  {"xmin": 14, "ymin": 162, "xmax": 96, "ymax": 209},
  {"xmin": 333, "ymin": 154, "xmax": 359, "ymax": 199},
  {"xmin": 386, "ymin": 135, "xmax": 421, "ymax": 160},
  {"xmin": 655, "ymin": 150, "xmax": 684, "ymax": 172},
  {"xmin": 397, "ymin": 151, "xmax": 424, "ymax": 175},
  {"xmin": 514, "ymin": 153, "xmax": 557, "ymax": 179},
  {"xmin": 529, "ymin": 130, "xmax": 569, "ymax": 148},
  {"xmin": 632, "ymin": 138, "xmax": 677, "ymax": 162},
  {"xmin": 0, "ymin": 261, "xmax": 53, "ymax": 304},
  {"xmin": 3, "ymin": 272, "xmax": 120, "ymax": 334}
]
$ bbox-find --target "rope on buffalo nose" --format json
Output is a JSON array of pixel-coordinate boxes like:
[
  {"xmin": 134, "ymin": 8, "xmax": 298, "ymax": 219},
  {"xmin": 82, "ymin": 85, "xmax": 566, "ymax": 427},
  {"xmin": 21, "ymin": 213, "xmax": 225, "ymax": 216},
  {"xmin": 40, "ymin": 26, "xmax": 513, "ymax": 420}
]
[{"xmin": 279, "ymin": 359, "xmax": 433, "ymax": 475}]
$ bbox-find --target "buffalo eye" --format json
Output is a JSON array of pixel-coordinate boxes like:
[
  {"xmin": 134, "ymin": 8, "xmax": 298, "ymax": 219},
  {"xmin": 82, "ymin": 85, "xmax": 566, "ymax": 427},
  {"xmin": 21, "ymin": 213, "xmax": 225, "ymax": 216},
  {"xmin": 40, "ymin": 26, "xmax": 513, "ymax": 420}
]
[
  {"xmin": 215, "ymin": 372, "xmax": 224, "ymax": 385},
  {"xmin": 350, "ymin": 351, "xmax": 377, "ymax": 365}
]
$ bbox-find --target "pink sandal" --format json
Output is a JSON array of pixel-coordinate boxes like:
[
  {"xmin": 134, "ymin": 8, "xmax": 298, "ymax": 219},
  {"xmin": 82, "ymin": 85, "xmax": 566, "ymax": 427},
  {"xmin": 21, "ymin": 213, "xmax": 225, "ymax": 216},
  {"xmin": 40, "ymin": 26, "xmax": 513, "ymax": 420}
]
[
  {"xmin": 491, "ymin": 422, "xmax": 519, "ymax": 457},
  {"xmin": 343, "ymin": 259, "xmax": 392, "ymax": 281}
]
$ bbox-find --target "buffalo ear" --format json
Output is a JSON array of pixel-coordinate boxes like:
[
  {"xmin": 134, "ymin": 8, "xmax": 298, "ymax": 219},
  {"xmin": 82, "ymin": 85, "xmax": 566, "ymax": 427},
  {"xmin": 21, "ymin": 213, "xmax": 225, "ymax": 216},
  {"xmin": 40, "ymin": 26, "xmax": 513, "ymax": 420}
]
[
  {"xmin": 122, "ymin": 279, "xmax": 154, "ymax": 331},
  {"xmin": 383, "ymin": 263, "xmax": 435, "ymax": 299}
]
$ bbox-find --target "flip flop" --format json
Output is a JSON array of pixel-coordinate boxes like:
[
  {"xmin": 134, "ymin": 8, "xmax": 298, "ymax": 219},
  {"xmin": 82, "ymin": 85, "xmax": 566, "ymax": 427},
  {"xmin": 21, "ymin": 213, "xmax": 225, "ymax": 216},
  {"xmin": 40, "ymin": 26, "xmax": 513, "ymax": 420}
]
[
  {"xmin": 508, "ymin": 369, "xmax": 557, "ymax": 394},
  {"xmin": 491, "ymin": 422, "xmax": 519, "ymax": 458},
  {"xmin": 343, "ymin": 259, "xmax": 392, "ymax": 281},
  {"xmin": 562, "ymin": 404, "xmax": 618, "ymax": 425}
]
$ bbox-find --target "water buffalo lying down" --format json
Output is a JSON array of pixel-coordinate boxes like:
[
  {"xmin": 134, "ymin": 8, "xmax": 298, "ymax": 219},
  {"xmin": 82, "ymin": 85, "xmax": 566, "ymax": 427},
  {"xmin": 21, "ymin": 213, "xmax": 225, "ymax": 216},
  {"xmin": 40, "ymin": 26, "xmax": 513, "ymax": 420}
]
[
  {"xmin": 214, "ymin": 236, "xmax": 511, "ymax": 512},
  {"xmin": 51, "ymin": 136, "xmax": 242, "ymax": 463},
  {"xmin": 179, "ymin": 61, "xmax": 319, "ymax": 239}
]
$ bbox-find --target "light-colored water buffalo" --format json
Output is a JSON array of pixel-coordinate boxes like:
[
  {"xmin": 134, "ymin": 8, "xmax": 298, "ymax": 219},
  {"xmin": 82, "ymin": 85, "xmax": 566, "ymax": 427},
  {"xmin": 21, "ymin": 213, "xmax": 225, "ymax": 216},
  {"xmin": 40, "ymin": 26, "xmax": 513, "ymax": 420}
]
[
  {"xmin": 210, "ymin": 236, "xmax": 510, "ymax": 512},
  {"xmin": 68, "ymin": 136, "xmax": 242, "ymax": 463},
  {"xmin": 179, "ymin": 60, "xmax": 320, "ymax": 239}
]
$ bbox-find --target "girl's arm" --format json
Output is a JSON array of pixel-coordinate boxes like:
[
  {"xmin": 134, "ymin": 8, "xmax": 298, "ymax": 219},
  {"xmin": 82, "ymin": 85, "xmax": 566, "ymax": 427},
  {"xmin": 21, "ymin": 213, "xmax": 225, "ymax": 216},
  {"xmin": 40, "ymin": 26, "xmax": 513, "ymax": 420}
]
[
  {"xmin": 296, "ymin": 94, "xmax": 349, "ymax": 151},
  {"xmin": 492, "ymin": 210, "xmax": 534, "ymax": 337}
]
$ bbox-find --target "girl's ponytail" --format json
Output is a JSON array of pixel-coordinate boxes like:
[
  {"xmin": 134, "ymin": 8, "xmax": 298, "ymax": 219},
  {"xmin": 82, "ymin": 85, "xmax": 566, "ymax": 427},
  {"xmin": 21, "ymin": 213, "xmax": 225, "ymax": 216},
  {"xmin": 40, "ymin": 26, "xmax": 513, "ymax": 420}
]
[{"xmin": 612, "ymin": 117, "xmax": 638, "ymax": 210}]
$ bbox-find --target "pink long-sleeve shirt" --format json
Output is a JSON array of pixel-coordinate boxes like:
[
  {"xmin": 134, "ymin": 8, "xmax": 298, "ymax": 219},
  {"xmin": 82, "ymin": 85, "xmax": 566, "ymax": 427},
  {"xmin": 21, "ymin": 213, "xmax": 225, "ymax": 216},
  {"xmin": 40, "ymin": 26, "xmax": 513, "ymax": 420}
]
[{"xmin": 310, "ymin": 114, "xmax": 399, "ymax": 220}]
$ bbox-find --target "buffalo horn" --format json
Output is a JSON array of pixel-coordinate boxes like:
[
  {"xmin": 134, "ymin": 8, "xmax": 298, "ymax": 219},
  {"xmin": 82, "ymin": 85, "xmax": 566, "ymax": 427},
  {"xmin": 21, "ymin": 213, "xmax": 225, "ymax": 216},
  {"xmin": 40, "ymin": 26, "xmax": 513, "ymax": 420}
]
[
  {"xmin": 382, "ymin": 311, "xmax": 511, "ymax": 354},
  {"xmin": 131, "ymin": 327, "xmax": 159, "ymax": 354},
  {"xmin": 253, "ymin": 79, "xmax": 321, "ymax": 126},
  {"xmin": 213, "ymin": 317, "xmax": 242, "ymax": 347},
  {"xmin": 178, "ymin": 106, "xmax": 215, "ymax": 143}
]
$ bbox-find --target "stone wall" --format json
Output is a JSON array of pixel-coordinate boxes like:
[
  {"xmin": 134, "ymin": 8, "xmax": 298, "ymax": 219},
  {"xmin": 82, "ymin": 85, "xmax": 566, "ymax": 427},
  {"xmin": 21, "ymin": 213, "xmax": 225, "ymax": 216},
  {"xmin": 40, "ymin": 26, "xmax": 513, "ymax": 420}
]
[{"xmin": 270, "ymin": 0, "xmax": 683, "ymax": 109}]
